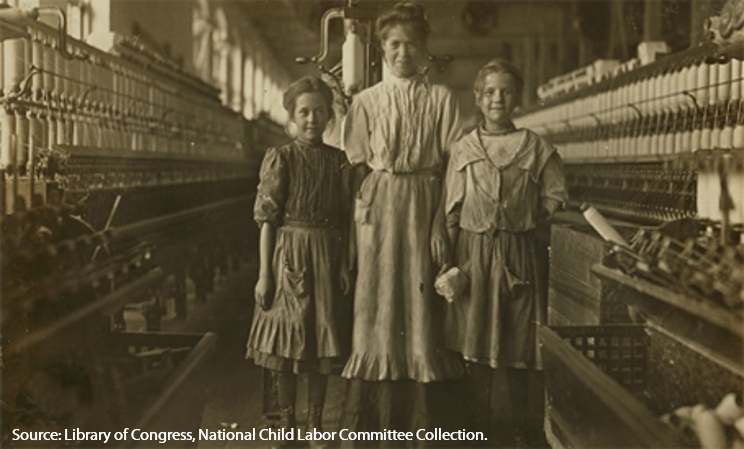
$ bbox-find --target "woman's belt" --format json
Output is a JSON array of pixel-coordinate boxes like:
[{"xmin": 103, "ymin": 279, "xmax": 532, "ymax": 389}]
[
  {"xmin": 281, "ymin": 220, "xmax": 339, "ymax": 230},
  {"xmin": 371, "ymin": 167, "xmax": 443, "ymax": 178}
]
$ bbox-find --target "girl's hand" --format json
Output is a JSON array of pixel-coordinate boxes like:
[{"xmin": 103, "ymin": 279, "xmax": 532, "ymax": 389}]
[
  {"xmin": 431, "ymin": 224, "xmax": 450, "ymax": 268},
  {"xmin": 340, "ymin": 268, "xmax": 354, "ymax": 296},
  {"xmin": 255, "ymin": 275, "xmax": 274, "ymax": 310}
]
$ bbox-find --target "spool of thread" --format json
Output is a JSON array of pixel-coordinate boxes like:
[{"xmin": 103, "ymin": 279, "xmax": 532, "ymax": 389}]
[
  {"xmin": 690, "ymin": 405, "xmax": 728, "ymax": 449},
  {"xmin": 690, "ymin": 114, "xmax": 701, "ymax": 151},
  {"xmin": 685, "ymin": 64, "xmax": 697, "ymax": 109},
  {"xmin": 709, "ymin": 62, "xmax": 719, "ymax": 107},
  {"xmin": 56, "ymin": 114, "xmax": 66, "ymax": 146},
  {"xmin": 3, "ymin": 37, "xmax": 25, "ymax": 96},
  {"xmin": 38, "ymin": 111, "xmax": 48, "ymax": 152},
  {"xmin": 15, "ymin": 110, "xmax": 28, "ymax": 174},
  {"xmin": 682, "ymin": 124, "xmax": 692, "ymax": 153},
  {"xmin": 665, "ymin": 130, "xmax": 675, "ymax": 154},
  {"xmin": 719, "ymin": 60, "xmax": 732, "ymax": 104},
  {"xmin": 43, "ymin": 37, "xmax": 55, "ymax": 101},
  {"xmin": 733, "ymin": 59, "xmax": 741, "ymax": 103},
  {"xmin": 727, "ymin": 157, "xmax": 744, "ymax": 225},
  {"xmin": 72, "ymin": 112, "xmax": 81, "ymax": 146},
  {"xmin": 1, "ymin": 108, "xmax": 15, "ymax": 170},
  {"xmin": 698, "ymin": 62, "xmax": 710, "ymax": 107},
  {"xmin": 654, "ymin": 74, "xmax": 663, "ymax": 114},
  {"xmin": 31, "ymin": 32, "xmax": 43, "ymax": 101},
  {"xmin": 711, "ymin": 156, "xmax": 724, "ymax": 222},
  {"xmin": 0, "ymin": 41, "xmax": 4, "ymax": 97},
  {"xmin": 675, "ymin": 124, "xmax": 685, "ymax": 154},
  {"xmin": 581, "ymin": 203, "xmax": 630, "ymax": 247},
  {"xmin": 701, "ymin": 119, "xmax": 712, "ymax": 150},
  {"xmin": 697, "ymin": 160, "xmax": 711, "ymax": 220},
  {"xmin": 715, "ymin": 392, "xmax": 744, "ymax": 425},
  {"xmin": 721, "ymin": 120, "xmax": 734, "ymax": 148},
  {"xmin": 67, "ymin": 49, "xmax": 79, "ymax": 103},
  {"xmin": 662, "ymin": 72, "xmax": 672, "ymax": 112},
  {"xmin": 28, "ymin": 110, "xmax": 41, "ymax": 176},
  {"xmin": 651, "ymin": 125, "xmax": 661, "ymax": 154},
  {"xmin": 734, "ymin": 116, "xmax": 744, "ymax": 148},
  {"xmin": 47, "ymin": 113, "xmax": 56, "ymax": 150},
  {"xmin": 55, "ymin": 47, "xmax": 67, "ymax": 103},
  {"xmin": 735, "ymin": 415, "xmax": 744, "ymax": 439},
  {"xmin": 711, "ymin": 115, "xmax": 722, "ymax": 148}
]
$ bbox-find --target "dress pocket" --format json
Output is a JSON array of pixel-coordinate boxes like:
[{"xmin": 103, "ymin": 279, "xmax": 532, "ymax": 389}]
[
  {"xmin": 353, "ymin": 176, "xmax": 379, "ymax": 225},
  {"xmin": 354, "ymin": 197, "xmax": 372, "ymax": 225},
  {"xmin": 282, "ymin": 257, "xmax": 310, "ymax": 300},
  {"xmin": 501, "ymin": 266, "xmax": 530, "ymax": 299}
]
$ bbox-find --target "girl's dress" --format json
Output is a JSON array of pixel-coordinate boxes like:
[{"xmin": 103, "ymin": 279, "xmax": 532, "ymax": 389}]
[
  {"xmin": 444, "ymin": 127, "xmax": 568, "ymax": 369},
  {"xmin": 246, "ymin": 140, "xmax": 350, "ymax": 374},
  {"xmin": 341, "ymin": 74, "xmax": 464, "ymax": 437}
]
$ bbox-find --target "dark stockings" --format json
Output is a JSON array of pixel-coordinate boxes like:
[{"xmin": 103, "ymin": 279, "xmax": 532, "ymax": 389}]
[
  {"xmin": 308, "ymin": 371, "xmax": 328, "ymax": 406},
  {"xmin": 277, "ymin": 371, "xmax": 298, "ymax": 410},
  {"xmin": 466, "ymin": 363, "xmax": 493, "ymax": 433},
  {"xmin": 508, "ymin": 368, "xmax": 529, "ymax": 445},
  {"xmin": 277, "ymin": 370, "xmax": 328, "ymax": 432}
]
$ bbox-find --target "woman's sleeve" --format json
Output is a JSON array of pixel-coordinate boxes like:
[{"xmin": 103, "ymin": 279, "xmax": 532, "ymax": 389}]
[
  {"xmin": 254, "ymin": 147, "xmax": 288, "ymax": 227},
  {"xmin": 440, "ymin": 89, "xmax": 464, "ymax": 155},
  {"xmin": 342, "ymin": 97, "xmax": 371, "ymax": 165},
  {"xmin": 540, "ymin": 151, "xmax": 568, "ymax": 217},
  {"xmin": 445, "ymin": 156, "xmax": 466, "ymax": 229}
]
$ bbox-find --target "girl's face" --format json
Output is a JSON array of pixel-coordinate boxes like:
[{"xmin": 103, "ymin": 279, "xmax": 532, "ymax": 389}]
[
  {"xmin": 381, "ymin": 25, "xmax": 424, "ymax": 79},
  {"xmin": 476, "ymin": 72, "xmax": 519, "ymax": 128},
  {"xmin": 292, "ymin": 92, "xmax": 330, "ymax": 144}
]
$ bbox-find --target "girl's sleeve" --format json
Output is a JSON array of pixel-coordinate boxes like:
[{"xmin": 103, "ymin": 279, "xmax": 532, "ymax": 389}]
[
  {"xmin": 445, "ymin": 154, "xmax": 466, "ymax": 229},
  {"xmin": 254, "ymin": 147, "xmax": 288, "ymax": 227},
  {"xmin": 342, "ymin": 97, "xmax": 371, "ymax": 165},
  {"xmin": 440, "ymin": 89, "xmax": 463, "ymax": 155},
  {"xmin": 540, "ymin": 151, "xmax": 568, "ymax": 217}
]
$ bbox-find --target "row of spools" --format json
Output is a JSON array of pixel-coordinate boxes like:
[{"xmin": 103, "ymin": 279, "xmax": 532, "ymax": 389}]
[
  {"xmin": 516, "ymin": 53, "xmax": 744, "ymax": 226},
  {"xmin": 0, "ymin": 22, "xmax": 245, "ymax": 175},
  {"xmin": 516, "ymin": 56, "xmax": 744, "ymax": 159}
]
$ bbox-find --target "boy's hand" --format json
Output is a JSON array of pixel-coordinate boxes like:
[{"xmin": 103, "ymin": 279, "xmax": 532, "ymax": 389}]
[{"xmin": 254, "ymin": 275, "xmax": 274, "ymax": 310}]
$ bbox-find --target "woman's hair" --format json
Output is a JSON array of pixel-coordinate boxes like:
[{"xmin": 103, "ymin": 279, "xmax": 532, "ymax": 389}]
[
  {"xmin": 283, "ymin": 76, "xmax": 335, "ymax": 119},
  {"xmin": 376, "ymin": 2, "xmax": 430, "ymax": 44},
  {"xmin": 473, "ymin": 58, "xmax": 524, "ymax": 99}
]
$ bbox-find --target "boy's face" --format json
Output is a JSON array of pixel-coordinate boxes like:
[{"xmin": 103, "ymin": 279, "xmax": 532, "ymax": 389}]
[
  {"xmin": 476, "ymin": 72, "xmax": 519, "ymax": 126},
  {"xmin": 292, "ymin": 92, "xmax": 329, "ymax": 144}
]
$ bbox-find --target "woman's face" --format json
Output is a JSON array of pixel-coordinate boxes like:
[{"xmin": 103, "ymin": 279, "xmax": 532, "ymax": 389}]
[
  {"xmin": 381, "ymin": 24, "xmax": 424, "ymax": 79},
  {"xmin": 476, "ymin": 72, "xmax": 519, "ymax": 127},
  {"xmin": 291, "ymin": 92, "xmax": 330, "ymax": 144}
]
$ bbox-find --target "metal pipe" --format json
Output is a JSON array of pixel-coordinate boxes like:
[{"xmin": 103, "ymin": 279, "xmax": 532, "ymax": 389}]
[
  {"xmin": 35, "ymin": 6, "xmax": 87, "ymax": 61},
  {"xmin": 295, "ymin": 8, "xmax": 344, "ymax": 65}
]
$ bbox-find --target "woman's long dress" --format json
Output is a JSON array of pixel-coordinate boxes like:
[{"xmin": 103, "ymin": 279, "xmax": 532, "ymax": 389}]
[{"xmin": 341, "ymin": 74, "xmax": 464, "ymax": 440}]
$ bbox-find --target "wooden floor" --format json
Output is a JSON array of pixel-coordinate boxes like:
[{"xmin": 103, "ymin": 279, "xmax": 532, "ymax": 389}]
[{"xmin": 131, "ymin": 260, "xmax": 548, "ymax": 449}]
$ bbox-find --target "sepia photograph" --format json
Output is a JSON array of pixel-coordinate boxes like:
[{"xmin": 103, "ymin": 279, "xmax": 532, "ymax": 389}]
[{"xmin": 1, "ymin": 0, "xmax": 743, "ymax": 448}]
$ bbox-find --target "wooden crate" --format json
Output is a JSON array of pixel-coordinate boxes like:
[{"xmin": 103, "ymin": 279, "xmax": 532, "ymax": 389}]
[{"xmin": 549, "ymin": 224, "xmax": 631, "ymax": 325}]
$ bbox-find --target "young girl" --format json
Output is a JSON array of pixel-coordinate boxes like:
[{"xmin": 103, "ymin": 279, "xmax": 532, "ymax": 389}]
[
  {"xmin": 443, "ymin": 59, "xmax": 568, "ymax": 445},
  {"xmin": 246, "ymin": 76, "xmax": 352, "ymax": 445}
]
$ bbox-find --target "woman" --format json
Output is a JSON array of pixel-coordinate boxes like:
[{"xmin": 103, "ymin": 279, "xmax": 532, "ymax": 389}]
[{"xmin": 341, "ymin": 2, "xmax": 464, "ymax": 442}]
